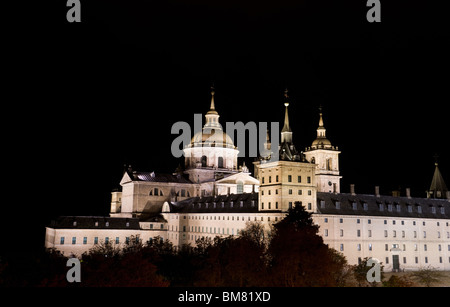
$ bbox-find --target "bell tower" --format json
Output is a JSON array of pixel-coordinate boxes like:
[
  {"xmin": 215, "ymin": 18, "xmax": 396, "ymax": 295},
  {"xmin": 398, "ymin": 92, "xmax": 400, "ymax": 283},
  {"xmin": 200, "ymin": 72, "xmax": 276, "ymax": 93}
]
[{"xmin": 304, "ymin": 106, "xmax": 342, "ymax": 193}]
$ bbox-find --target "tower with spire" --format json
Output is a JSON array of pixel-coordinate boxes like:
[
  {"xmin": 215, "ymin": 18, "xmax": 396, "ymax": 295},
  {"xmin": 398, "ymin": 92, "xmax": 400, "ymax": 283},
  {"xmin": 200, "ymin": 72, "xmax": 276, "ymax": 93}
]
[
  {"xmin": 304, "ymin": 106, "xmax": 342, "ymax": 193},
  {"xmin": 253, "ymin": 89, "xmax": 317, "ymax": 213},
  {"xmin": 427, "ymin": 159, "xmax": 449, "ymax": 199},
  {"xmin": 183, "ymin": 85, "xmax": 239, "ymax": 184}
]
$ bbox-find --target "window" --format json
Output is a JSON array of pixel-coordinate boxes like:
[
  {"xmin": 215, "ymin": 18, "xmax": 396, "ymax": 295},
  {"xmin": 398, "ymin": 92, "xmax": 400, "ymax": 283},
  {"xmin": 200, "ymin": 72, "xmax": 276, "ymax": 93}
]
[
  {"xmin": 94, "ymin": 237, "xmax": 98, "ymax": 244},
  {"xmin": 115, "ymin": 237, "xmax": 119, "ymax": 244},
  {"xmin": 379, "ymin": 203, "xmax": 384, "ymax": 211},
  {"xmin": 181, "ymin": 189, "xmax": 186, "ymax": 197},
  {"xmin": 403, "ymin": 257, "xmax": 407, "ymax": 264},
  {"xmin": 126, "ymin": 222, "xmax": 130, "ymax": 227},
  {"xmin": 218, "ymin": 157, "xmax": 224, "ymax": 168},
  {"xmin": 368, "ymin": 230, "xmax": 372, "ymax": 237},
  {"xmin": 237, "ymin": 181, "xmax": 243, "ymax": 194},
  {"xmin": 268, "ymin": 202, "xmax": 271, "ymax": 209},
  {"xmin": 275, "ymin": 202, "xmax": 278, "ymax": 209},
  {"xmin": 324, "ymin": 229, "xmax": 328, "ymax": 237},
  {"xmin": 298, "ymin": 190, "xmax": 302, "ymax": 195},
  {"xmin": 357, "ymin": 244, "xmax": 361, "ymax": 251},
  {"xmin": 276, "ymin": 175, "xmax": 279, "ymax": 182},
  {"xmin": 396, "ymin": 204, "xmax": 401, "ymax": 212},
  {"xmin": 369, "ymin": 244, "xmax": 372, "ymax": 251},
  {"xmin": 262, "ymin": 177, "xmax": 265, "ymax": 184},
  {"xmin": 352, "ymin": 202, "xmax": 357, "ymax": 210},
  {"xmin": 307, "ymin": 176, "xmax": 311, "ymax": 184},
  {"xmin": 72, "ymin": 237, "xmax": 76, "ymax": 244},
  {"xmin": 384, "ymin": 230, "xmax": 388, "ymax": 237},
  {"xmin": 417, "ymin": 206, "xmax": 422, "ymax": 213},
  {"xmin": 289, "ymin": 202, "xmax": 293, "ymax": 209},
  {"xmin": 357, "ymin": 229, "xmax": 361, "ymax": 237},
  {"xmin": 357, "ymin": 218, "xmax": 360, "ymax": 224},
  {"xmin": 340, "ymin": 244, "xmax": 344, "ymax": 251},
  {"xmin": 440, "ymin": 207, "xmax": 445, "ymax": 214},
  {"xmin": 105, "ymin": 237, "xmax": 109, "ymax": 244},
  {"xmin": 336, "ymin": 202, "xmax": 341, "ymax": 210},
  {"xmin": 340, "ymin": 229, "xmax": 344, "ymax": 237},
  {"xmin": 308, "ymin": 203, "xmax": 312, "ymax": 210},
  {"xmin": 298, "ymin": 176, "xmax": 301, "ymax": 183},
  {"xmin": 408, "ymin": 205, "xmax": 412, "ymax": 213},
  {"xmin": 288, "ymin": 189, "xmax": 292, "ymax": 195},
  {"xmin": 393, "ymin": 230, "xmax": 397, "ymax": 238},
  {"xmin": 269, "ymin": 176, "xmax": 272, "ymax": 183},
  {"xmin": 262, "ymin": 202, "xmax": 264, "ymax": 209},
  {"xmin": 105, "ymin": 222, "xmax": 109, "ymax": 227},
  {"xmin": 339, "ymin": 218, "xmax": 343, "ymax": 223},
  {"xmin": 95, "ymin": 221, "xmax": 99, "ymax": 227},
  {"xmin": 363, "ymin": 203, "xmax": 368, "ymax": 211},
  {"xmin": 308, "ymin": 190, "xmax": 312, "ymax": 196},
  {"xmin": 320, "ymin": 200, "xmax": 325, "ymax": 208},
  {"xmin": 201, "ymin": 155, "xmax": 207, "ymax": 167},
  {"xmin": 160, "ymin": 224, "xmax": 164, "ymax": 229},
  {"xmin": 288, "ymin": 175, "xmax": 292, "ymax": 182},
  {"xmin": 385, "ymin": 244, "xmax": 388, "ymax": 251},
  {"xmin": 60, "ymin": 237, "xmax": 65, "ymax": 245},
  {"xmin": 83, "ymin": 237, "xmax": 87, "ymax": 244},
  {"xmin": 388, "ymin": 204, "xmax": 393, "ymax": 212},
  {"xmin": 424, "ymin": 244, "xmax": 427, "ymax": 251},
  {"xmin": 431, "ymin": 206, "xmax": 436, "ymax": 214},
  {"xmin": 73, "ymin": 221, "xmax": 77, "ymax": 227},
  {"xmin": 324, "ymin": 217, "xmax": 328, "ymax": 223}
]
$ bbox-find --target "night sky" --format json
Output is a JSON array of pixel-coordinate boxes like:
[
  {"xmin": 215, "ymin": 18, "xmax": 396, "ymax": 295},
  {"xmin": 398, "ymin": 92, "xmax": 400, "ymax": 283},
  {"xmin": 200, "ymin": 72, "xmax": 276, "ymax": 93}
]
[{"xmin": 5, "ymin": 0, "xmax": 449, "ymax": 252}]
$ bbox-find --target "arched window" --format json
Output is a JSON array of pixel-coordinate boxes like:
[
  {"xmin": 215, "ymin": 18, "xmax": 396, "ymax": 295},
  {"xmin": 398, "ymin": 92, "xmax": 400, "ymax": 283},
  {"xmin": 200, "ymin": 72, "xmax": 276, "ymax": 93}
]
[
  {"xmin": 327, "ymin": 158, "xmax": 332, "ymax": 170},
  {"xmin": 237, "ymin": 181, "xmax": 244, "ymax": 194},
  {"xmin": 218, "ymin": 156, "xmax": 224, "ymax": 168},
  {"xmin": 201, "ymin": 155, "xmax": 207, "ymax": 167}
]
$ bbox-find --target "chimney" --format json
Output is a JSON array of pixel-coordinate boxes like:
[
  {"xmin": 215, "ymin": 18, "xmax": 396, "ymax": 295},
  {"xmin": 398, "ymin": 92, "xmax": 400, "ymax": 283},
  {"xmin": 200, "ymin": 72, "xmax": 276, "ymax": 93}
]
[
  {"xmin": 406, "ymin": 188, "xmax": 411, "ymax": 199},
  {"xmin": 350, "ymin": 184, "xmax": 356, "ymax": 196},
  {"xmin": 375, "ymin": 186, "xmax": 380, "ymax": 197}
]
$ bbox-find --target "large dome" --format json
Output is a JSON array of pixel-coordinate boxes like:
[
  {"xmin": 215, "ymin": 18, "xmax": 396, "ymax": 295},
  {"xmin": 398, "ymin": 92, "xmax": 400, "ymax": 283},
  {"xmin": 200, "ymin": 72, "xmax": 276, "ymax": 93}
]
[
  {"xmin": 312, "ymin": 136, "xmax": 332, "ymax": 148},
  {"xmin": 189, "ymin": 128, "xmax": 235, "ymax": 148}
]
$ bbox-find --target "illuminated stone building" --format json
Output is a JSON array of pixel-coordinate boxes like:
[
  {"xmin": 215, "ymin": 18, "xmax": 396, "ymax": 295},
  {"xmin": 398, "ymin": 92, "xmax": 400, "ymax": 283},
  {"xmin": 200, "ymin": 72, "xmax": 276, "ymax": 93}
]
[{"xmin": 45, "ymin": 87, "xmax": 450, "ymax": 272}]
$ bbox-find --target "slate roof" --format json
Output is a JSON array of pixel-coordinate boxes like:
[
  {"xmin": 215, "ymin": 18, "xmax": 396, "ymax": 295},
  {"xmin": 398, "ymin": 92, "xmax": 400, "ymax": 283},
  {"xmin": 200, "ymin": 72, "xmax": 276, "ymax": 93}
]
[
  {"xmin": 316, "ymin": 192, "xmax": 450, "ymax": 219},
  {"xmin": 49, "ymin": 216, "xmax": 141, "ymax": 229},
  {"xmin": 130, "ymin": 171, "xmax": 192, "ymax": 183},
  {"xmin": 169, "ymin": 192, "xmax": 270, "ymax": 214}
]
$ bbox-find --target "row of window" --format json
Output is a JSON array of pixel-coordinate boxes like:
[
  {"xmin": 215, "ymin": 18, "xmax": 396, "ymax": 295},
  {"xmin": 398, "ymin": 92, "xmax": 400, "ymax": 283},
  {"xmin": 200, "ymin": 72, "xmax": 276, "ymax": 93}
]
[
  {"xmin": 357, "ymin": 256, "xmax": 450, "ymax": 265},
  {"xmin": 72, "ymin": 221, "xmax": 131, "ymax": 227},
  {"xmin": 325, "ymin": 228, "xmax": 450, "ymax": 239},
  {"xmin": 262, "ymin": 175, "xmax": 311, "ymax": 184},
  {"xmin": 179, "ymin": 214, "xmax": 279, "ymax": 221},
  {"xmin": 324, "ymin": 217, "xmax": 449, "ymax": 227},
  {"xmin": 190, "ymin": 200, "xmax": 255, "ymax": 209},
  {"xmin": 150, "ymin": 187, "xmax": 192, "ymax": 197},
  {"xmin": 261, "ymin": 201, "xmax": 312, "ymax": 210},
  {"xmin": 60, "ymin": 236, "xmax": 140, "ymax": 245},
  {"xmin": 328, "ymin": 200, "xmax": 446, "ymax": 214},
  {"xmin": 261, "ymin": 189, "xmax": 312, "ymax": 196},
  {"xmin": 336, "ymin": 241, "xmax": 450, "ymax": 252}
]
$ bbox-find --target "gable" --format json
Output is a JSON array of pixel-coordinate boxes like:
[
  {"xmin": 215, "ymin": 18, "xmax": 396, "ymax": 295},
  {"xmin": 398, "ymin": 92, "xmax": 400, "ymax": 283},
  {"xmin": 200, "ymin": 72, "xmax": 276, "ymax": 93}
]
[{"xmin": 216, "ymin": 172, "xmax": 260, "ymax": 185}]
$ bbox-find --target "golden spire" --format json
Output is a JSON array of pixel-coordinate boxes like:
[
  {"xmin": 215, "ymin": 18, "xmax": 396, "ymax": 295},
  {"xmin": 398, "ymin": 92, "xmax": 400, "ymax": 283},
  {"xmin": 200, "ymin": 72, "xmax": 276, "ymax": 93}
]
[
  {"xmin": 281, "ymin": 88, "xmax": 291, "ymax": 133},
  {"xmin": 207, "ymin": 84, "xmax": 218, "ymax": 115}
]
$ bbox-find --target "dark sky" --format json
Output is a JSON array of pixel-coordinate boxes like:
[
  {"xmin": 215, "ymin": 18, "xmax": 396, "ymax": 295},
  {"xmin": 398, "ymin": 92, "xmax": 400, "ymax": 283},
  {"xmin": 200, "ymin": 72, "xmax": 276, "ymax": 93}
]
[{"xmin": 5, "ymin": 0, "xmax": 449, "ymax": 251}]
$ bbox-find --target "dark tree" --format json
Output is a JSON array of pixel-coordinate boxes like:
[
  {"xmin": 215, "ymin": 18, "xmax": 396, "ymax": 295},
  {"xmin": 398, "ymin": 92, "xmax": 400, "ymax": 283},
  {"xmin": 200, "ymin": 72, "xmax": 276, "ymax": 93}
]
[{"xmin": 268, "ymin": 202, "xmax": 348, "ymax": 287}]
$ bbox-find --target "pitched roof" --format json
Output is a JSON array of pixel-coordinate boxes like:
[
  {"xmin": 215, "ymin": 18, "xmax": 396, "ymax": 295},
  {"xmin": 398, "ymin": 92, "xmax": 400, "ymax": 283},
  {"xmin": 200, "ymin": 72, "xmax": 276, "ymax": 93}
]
[
  {"xmin": 169, "ymin": 192, "xmax": 266, "ymax": 214},
  {"xmin": 123, "ymin": 171, "xmax": 192, "ymax": 184},
  {"xmin": 49, "ymin": 216, "xmax": 141, "ymax": 229},
  {"xmin": 316, "ymin": 192, "xmax": 450, "ymax": 219},
  {"xmin": 429, "ymin": 164, "xmax": 448, "ymax": 198}
]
